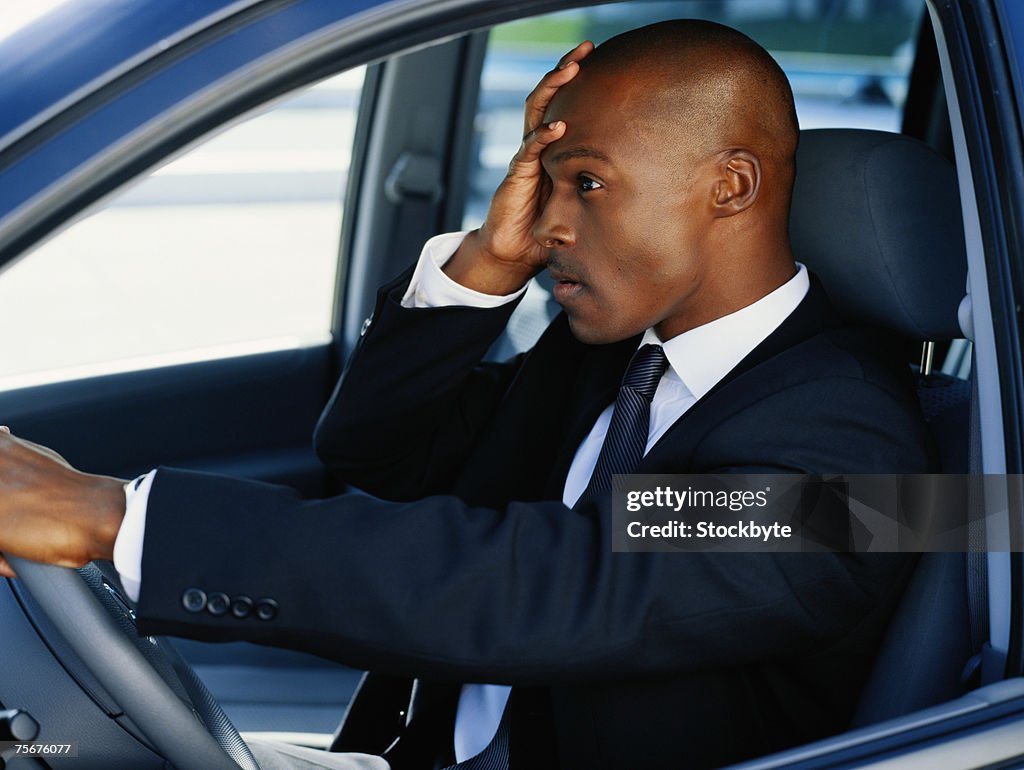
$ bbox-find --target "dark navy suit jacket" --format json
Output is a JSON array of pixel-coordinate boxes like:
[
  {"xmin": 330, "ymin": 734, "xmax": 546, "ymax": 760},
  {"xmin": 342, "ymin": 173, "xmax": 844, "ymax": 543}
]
[{"xmin": 136, "ymin": 269, "xmax": 934, "ymax": 769}]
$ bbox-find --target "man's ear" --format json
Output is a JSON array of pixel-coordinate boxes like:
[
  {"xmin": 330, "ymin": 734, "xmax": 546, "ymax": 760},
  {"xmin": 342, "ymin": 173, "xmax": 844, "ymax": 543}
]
[{"xmin": 711, "ymin": 150, "xmax": 761, "ymax": 217}]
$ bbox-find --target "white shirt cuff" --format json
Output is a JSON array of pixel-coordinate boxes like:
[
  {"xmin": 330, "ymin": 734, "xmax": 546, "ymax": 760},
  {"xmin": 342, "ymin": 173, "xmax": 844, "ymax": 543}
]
[
  {"xmin": 113, "ymin": 469, "xmax": 157, "ymax": 603},
  {"xmin": 401, "ymin": 231, "xmax": 528, "ymax": 309}
]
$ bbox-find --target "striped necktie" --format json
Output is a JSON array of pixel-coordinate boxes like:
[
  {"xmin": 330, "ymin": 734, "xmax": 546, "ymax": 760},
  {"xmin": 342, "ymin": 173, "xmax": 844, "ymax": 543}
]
[
  {"xmin": 581, "ymin": 343, "xmax": 669, "ymax": 500},
  {"xmin": 448, "ymin": 345, "xmax": 669, "ymax": 770}
]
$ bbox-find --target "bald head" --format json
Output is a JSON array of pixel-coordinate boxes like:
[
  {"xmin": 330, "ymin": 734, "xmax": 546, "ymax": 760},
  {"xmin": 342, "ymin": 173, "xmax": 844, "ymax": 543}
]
[
  {"xmin": 561, "ymin": 19, "xmax": 798, "ymax": 183},
  {"xmin": 534, "ymin": 20, "xmax": 801, "ymax": 340}
]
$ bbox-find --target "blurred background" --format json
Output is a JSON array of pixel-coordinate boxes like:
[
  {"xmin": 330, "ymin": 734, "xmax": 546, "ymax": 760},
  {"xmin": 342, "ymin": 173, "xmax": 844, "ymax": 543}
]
[{"xmin": 0, "ymin": 0, "xmax": 921, "ymax": 392}]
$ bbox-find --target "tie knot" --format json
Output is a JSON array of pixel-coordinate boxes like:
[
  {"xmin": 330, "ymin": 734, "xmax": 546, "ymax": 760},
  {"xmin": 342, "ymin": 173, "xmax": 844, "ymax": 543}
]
[{"xmin": 621, "ymin": 344, "xmax": 669, "ymax": 401}]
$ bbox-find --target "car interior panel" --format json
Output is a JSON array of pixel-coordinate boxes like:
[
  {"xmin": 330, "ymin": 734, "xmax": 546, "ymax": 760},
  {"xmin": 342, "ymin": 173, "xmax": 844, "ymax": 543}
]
[{"xmin": 3, "ymin": 0, "xmax": 1024, "ymax": 768}]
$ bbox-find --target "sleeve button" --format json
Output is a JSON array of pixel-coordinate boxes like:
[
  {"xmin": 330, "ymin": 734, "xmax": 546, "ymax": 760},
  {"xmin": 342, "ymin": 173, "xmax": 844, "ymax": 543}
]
[
  {"xmin": 181, "ymin": 588, "xmax": 207, "ymax": 613},
  {"xmin": 255, "ymin": 598, "xmax": 279, "ymax": 621},
  {"xmin": 206, "ymin": 592, "xmax": 230, "ymax": 617},
  {"xmin": 230, "ymin": 596, "xmax": 254, "ymax": 619}
]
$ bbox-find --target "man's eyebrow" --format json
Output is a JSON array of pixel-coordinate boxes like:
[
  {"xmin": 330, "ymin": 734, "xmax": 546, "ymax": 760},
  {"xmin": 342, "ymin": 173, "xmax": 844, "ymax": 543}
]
[{"xmin": 549, "ymin": 146, "xmax": 612, "ymax": 164}]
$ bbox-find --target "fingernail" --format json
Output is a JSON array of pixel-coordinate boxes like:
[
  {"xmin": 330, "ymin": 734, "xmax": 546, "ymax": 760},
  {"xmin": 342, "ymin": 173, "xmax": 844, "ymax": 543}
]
[
  {"xmin": 548, "ymin": 121, "xmax": 564, "ymax": 131},
  {"xmin": 558, "ymin": 60, "xmax": 576, "ymax": 70},
  {"xmin": 0, "ymin": 426, "xmax": 9, "ymax": 433}
]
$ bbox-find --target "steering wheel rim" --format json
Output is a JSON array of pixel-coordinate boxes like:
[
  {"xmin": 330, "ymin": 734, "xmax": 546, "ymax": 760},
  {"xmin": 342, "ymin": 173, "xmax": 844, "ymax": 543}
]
[{"xmin": 7, "ymin": 555, "xmax": 260, "ymax": 770}]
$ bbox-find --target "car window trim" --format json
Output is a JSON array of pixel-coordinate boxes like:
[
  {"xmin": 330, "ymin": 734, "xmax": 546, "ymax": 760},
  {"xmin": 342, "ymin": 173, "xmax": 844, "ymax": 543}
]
[{"xmin": 0, "ymin": 0, "xmax": 300, "ymax": 175}]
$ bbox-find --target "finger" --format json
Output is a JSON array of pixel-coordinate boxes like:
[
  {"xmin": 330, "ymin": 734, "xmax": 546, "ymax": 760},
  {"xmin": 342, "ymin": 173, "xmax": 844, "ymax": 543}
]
[
  {"xmin": 523, "ymin": 41, "xmax": 594, "ymax": 134},
  {"xmin": 16, "ymin": 435, "xmax": 60, "ymax": 456},
  {"xmin": 27, "ymin": 445, "xmax": 72, "ymax": 468},
  {"xmin": 509, "ymin": 121, "xmax": 566, "ymax": 175},
  {"xmin": 0, "ymin": 430, "xmax": 71, "ymax": 467},
  {"xmin": 523, "ymin": 64, "xmax": 582, "ymax": 134},
  {"xmin": 556, "ymin": 39, "xmax": 595, "ymax": 70},
  {"xmin": 0, "ymin": 554, "xmax": 17, "ymax": 579}
]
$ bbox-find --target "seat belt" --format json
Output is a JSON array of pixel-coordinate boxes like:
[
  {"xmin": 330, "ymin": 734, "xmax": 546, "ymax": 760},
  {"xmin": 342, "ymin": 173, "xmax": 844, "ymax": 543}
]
[{"xmin": 384, "ymin": 151, "xmax": 444, "ymax": 263}]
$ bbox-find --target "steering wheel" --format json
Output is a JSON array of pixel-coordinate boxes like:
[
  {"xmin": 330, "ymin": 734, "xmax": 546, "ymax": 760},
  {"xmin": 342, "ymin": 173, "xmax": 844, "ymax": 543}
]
[{"xmin": 7, "ymin": 555, "xmax": 261, "ymax": 770}]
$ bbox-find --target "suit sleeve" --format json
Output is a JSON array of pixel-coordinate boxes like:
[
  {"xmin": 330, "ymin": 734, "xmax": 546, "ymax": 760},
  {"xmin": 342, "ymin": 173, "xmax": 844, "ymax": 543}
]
[
  {"xmin": 314, "ymin": 268, "xmax": 525, "ymax": 500},
  {"xmin": 136, "ymin": 373, "xmax": 928, "ymax": 685}
]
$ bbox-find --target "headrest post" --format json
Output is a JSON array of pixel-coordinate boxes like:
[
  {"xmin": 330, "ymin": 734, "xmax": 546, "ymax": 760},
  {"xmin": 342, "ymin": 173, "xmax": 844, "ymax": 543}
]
[{"xmin": 920, "ymin": 341, "xmax": 935, "ymax": 377}]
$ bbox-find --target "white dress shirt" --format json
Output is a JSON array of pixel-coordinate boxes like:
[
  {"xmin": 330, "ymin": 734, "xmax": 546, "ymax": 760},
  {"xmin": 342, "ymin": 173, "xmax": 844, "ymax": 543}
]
[{"xmin": 114, "ymin": 230, "xmax": 809, "ymax": 763}]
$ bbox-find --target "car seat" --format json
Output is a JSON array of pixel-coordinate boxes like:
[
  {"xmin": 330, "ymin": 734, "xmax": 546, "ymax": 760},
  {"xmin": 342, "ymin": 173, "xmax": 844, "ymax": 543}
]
[{"xmin": 788, "ymin": 128, "xmax": 975, "ymax": 725}]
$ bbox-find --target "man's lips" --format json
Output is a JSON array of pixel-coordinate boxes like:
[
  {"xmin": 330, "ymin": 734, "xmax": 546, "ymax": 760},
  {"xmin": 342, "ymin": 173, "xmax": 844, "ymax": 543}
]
[
  {"xmin": 548, "ymin": 268, "xmax": 584, "ymax": 303},
  {"xmin": 552, "ymin": 280, "xmax": 583, "ymax": 303},
  {"xmin": 547, "ymin": 259, "xmax": 587, "ymax": 304}
]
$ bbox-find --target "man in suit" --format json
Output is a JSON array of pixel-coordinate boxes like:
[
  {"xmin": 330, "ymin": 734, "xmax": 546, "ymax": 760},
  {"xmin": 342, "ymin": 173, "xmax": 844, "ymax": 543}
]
[{"xmin": 0, "ymin": 20, "xmax": 932, "ymax": 770}]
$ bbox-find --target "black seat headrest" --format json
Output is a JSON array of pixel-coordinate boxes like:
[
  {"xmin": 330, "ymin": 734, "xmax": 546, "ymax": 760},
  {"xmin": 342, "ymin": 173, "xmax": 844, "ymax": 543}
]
[{"xmin": 790, "ymin": 129, "xmax": 968, "ymax": 340}]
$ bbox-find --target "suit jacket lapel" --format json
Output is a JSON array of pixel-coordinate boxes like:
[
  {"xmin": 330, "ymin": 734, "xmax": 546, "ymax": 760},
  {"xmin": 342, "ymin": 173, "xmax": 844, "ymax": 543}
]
[
  {"xmin": 510, "ymin": 276, "xmax": 834, "ymax": 497},
  {"xmin": 640, "ymin": 276, "xmax": 837, "ymax": 470},
  {"xmin": 543, "ymin": 330, "xmax": 640, "ymax": 498}
]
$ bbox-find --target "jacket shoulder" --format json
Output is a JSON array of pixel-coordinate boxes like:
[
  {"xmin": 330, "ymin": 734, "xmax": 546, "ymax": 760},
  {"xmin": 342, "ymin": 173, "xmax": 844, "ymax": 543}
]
[{"xmin": 686, "ymin": 326, "xmax": 936, "ymax": 474}]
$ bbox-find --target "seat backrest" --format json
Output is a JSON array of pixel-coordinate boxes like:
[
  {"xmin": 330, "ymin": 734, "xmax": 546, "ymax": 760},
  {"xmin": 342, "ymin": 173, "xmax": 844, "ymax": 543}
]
[
  {"xmin": 789, "ymin": 128, "xmax": 973, "ymax": 725},
  {"xmin": 850, "ymin": 551, "xmax": 973, "ymax": 725}
]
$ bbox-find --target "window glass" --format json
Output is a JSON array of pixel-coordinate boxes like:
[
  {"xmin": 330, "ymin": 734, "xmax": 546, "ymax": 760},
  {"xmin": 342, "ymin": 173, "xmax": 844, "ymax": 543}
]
[
  {"xmin": 465, "ymin": 2, "xmax": 922, "ymax": 356},
  {"xmin": 0, "ymin": 0, "xmax": 68, "ymax": 44},
  {"xmin": 0, "ymin": 66, "xmax": 365, "ymax": 390}
]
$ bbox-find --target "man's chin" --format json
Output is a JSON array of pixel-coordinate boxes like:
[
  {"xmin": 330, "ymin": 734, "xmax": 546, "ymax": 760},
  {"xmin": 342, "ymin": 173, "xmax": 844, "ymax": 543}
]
[{"xmin": 565, "ymin": 315, "xmax": 640, "ymax": 346}]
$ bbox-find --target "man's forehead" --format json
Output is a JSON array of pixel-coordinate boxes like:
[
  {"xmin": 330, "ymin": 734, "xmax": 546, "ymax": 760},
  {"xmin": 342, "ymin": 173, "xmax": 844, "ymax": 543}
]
[
  {"xmin": 542, "ymin": 78, "xmax": 581, "ymax": 123},
  {"xmin": 544, "ymin": 65, "xmax": 682, "ymax": 128},
  {"xmin": 543, "ymin": 78, "xmax": 682, "ymax": 166},
  {"xmin": 543, "ymin": 74, "xmax": 628, "ymax": 137}
]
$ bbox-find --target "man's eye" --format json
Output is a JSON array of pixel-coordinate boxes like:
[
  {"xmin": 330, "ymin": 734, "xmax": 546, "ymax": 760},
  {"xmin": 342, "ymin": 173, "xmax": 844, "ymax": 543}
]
[{"xmin": 577, "ymin": 175, "xmax": 603, "ymax": 193}]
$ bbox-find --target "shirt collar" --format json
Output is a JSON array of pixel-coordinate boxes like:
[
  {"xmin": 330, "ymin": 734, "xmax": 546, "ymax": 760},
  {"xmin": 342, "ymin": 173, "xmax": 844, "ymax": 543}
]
[{"xmin": 640, "ymin": 263, "xmax": 810, "ymax": 401}]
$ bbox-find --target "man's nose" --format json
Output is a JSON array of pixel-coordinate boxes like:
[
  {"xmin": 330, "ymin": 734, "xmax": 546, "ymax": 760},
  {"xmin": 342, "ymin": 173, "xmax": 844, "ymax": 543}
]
[{"xmin": 532, "ymin": 195, "xmax": 576, "ymax": 249}]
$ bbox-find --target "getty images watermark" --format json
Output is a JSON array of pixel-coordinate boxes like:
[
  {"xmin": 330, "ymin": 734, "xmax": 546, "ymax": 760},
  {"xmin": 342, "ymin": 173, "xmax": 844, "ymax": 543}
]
[{"xmin": 611, "ymin": 475, "xmax": 1024, "ymax": 552}]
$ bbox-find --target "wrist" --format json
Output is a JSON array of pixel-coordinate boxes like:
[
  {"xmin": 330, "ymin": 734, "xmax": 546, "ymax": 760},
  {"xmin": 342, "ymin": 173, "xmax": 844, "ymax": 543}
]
[
  {"xmin": 443, "ymin": 230, "xmax": 536, "ymax": 296},
  {"xmin": 84, "ymin": 475, "xmax": 128, "ymax": 562}
]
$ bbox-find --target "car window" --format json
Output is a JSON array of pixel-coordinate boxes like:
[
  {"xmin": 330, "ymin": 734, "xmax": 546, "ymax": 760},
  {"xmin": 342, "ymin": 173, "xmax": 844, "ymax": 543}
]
[
  {"xmin": 0, "ymin": 66, "xmax": 365, "ymax": 391},
  {"xmin": 466, "ymin": 1, "xmax": 923, "ymax": 357}
]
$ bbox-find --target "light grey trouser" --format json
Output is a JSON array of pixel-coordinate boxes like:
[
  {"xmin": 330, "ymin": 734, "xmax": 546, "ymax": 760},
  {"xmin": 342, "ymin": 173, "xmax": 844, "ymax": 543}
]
[{"xmin": 247, "ymin": 739, "xmax": 389, "ymax": 770}]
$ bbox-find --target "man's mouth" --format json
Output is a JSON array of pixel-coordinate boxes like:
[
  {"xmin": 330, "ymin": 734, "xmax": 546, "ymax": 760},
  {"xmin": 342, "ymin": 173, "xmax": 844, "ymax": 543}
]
[
  {"xmin": 547, "ymin": 260, "xmax": 586, "ymax": 304},
  {"xmin": 549, "ymin": 272, "xmax": 584, "ymax": 303}
]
